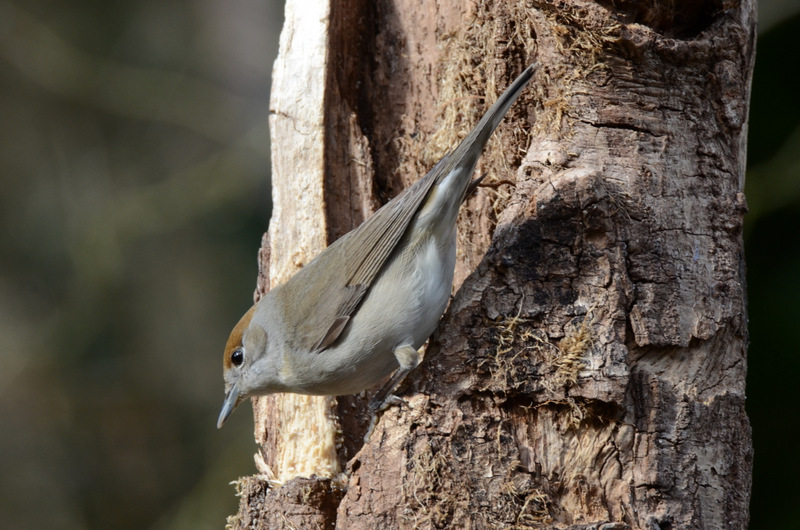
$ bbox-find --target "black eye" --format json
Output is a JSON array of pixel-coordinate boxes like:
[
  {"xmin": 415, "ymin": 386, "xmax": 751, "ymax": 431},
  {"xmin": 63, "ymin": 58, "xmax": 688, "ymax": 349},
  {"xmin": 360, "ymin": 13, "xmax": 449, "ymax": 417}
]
[{"xmin": 231, "ymin": 347, "xmax": 244, "ymax": 367}]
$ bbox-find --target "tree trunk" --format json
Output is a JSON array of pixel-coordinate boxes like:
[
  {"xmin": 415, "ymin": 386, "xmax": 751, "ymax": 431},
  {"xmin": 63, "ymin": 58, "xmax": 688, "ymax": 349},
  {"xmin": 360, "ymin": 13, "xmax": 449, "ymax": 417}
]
[{"xmin": 228, "ymin": 0, "xmax": 755, "ymax": 528}]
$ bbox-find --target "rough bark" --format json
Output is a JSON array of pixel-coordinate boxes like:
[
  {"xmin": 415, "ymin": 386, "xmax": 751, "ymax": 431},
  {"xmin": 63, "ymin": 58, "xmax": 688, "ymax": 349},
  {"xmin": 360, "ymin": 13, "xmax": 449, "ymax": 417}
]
[{"xmin": 229, "ymin": 0, "xmax": 755, "ymax": 528}]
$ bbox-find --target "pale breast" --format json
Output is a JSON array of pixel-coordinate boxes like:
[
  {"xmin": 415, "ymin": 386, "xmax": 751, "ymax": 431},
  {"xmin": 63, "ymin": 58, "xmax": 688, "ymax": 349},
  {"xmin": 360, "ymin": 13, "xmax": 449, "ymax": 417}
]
[{"xmin": 284, "ymin": 227, "xmax": 457, "ymax": 396}]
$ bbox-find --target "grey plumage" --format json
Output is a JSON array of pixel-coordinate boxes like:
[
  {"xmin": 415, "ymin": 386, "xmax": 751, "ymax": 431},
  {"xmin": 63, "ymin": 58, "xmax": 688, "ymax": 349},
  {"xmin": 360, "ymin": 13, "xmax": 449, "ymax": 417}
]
[{"xmin": 218, "ymin": 64, "xmax": 537, "ymax": 427}]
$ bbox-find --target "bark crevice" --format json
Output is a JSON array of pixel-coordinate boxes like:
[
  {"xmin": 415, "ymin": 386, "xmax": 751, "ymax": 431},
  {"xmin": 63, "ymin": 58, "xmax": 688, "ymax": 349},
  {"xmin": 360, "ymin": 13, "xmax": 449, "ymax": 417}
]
[{"xmin": 228, "ymin": 0, "xmax": 754, "ymax": 527}]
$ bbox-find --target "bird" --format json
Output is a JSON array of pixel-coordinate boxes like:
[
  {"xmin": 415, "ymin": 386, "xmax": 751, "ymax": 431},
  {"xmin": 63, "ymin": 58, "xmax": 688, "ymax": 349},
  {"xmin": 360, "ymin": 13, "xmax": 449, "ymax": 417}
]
[{"xmin": 217, "ymin": 63, "xmax": 537, "ymax": 428}]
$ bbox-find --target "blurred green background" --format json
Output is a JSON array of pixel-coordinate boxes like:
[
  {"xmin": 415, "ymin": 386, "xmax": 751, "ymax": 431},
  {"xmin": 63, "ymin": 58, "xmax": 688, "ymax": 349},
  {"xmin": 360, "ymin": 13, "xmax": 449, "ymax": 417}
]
[
  {"xmin": 0, "ymin": 1, "xmax": 280, "ymax": 528},
  {"xmin": 0, "ymin": 1, "xmax": 796, "ymax": 528}
]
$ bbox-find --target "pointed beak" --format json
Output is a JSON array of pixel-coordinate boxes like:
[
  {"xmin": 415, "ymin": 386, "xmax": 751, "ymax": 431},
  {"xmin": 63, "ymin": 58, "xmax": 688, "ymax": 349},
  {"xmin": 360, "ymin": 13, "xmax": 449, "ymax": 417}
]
[{"xmin": 217, "ymin": 383, "xmax": 241, "ymax": 429}]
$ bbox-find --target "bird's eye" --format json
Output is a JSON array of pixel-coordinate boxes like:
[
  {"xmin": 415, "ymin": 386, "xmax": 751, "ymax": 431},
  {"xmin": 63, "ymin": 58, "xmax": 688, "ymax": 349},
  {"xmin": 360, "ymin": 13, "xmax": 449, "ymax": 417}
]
[{"xmin": 231, "ymin": 347, "xmax": 244, "ymax": 367}]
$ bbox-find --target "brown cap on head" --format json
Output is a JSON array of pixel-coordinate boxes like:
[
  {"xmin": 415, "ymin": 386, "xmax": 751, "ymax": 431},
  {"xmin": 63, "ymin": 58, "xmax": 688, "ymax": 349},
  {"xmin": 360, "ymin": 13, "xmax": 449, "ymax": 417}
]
[{"xmin": 223, "ymin": 304, "xmax": 257, "ymax": 369}]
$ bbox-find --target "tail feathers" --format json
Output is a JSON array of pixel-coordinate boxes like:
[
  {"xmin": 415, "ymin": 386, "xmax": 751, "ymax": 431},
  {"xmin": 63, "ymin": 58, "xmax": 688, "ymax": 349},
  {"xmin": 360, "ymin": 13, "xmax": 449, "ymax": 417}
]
[
  {"xmin": 447, "ymin": 63, "xmax": 538, "ymax": 178},
  {"xmin": 465, "ymin": 174, "xmax": 487, "ymax": 198},
  {"xmin": 414, "ymin": 63, "xmax": 536, "ymax": 227}
]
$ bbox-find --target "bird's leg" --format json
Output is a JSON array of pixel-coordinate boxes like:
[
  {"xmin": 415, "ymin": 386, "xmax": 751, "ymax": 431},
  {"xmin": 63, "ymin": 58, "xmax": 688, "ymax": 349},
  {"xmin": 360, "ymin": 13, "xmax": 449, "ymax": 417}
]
[{"xmin": 368, "ymin": 344, "xmax": 420, "ymax": 412}]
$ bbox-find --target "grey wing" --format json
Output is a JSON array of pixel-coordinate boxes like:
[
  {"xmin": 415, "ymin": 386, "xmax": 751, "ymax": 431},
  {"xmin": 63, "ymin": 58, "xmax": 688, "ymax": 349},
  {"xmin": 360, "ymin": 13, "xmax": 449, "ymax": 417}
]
[
  {"xmin": 306, "ymin": 64, "xmax": 537, "ymax": 352},
  {"xmin": 308, "ymin": 156, "xmax": 451, "ymax": 352}
]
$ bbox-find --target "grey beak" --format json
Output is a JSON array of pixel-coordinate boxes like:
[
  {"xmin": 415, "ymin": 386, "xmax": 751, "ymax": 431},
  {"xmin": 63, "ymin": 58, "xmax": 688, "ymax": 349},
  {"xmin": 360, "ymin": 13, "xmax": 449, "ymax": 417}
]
[{"xmin": 217, "ymin": 383, "xmax": 241, "ymax": 429}]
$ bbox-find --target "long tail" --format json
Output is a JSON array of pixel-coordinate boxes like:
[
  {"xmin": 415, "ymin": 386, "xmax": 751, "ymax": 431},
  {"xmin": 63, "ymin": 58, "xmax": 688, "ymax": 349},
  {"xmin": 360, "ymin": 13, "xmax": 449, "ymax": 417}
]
[
  {"xmin": 445, "ymin": 63, "xmax": 538, "ymax": 188},
  {"xmin": 409, "ymin": 63, "xmax": 537, "ymax": 233}
]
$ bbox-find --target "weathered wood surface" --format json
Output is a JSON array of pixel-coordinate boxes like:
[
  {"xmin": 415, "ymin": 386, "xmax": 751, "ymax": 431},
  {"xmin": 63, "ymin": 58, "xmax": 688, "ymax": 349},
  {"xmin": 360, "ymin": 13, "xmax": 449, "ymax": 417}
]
[
  {"xmin": 230, "ymin": 0, "xmax": 755, "ymax": 528},
  {"xmin": 251, "ymin": 0, "xmax": 341, "ymax": 485}
]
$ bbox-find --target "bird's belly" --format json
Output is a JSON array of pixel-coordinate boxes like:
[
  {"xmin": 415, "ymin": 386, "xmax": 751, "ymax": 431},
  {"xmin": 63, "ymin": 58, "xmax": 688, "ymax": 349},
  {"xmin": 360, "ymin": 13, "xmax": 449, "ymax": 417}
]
[{"xmin": 290, "ymin": 233, "xmax": 456, "ymax": 396}]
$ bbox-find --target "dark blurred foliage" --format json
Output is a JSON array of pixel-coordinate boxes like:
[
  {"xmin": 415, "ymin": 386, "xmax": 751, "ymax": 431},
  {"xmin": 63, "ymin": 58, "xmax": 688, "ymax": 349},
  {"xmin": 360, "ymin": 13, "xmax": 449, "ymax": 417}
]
[
  {"xmin": 745, "ymin": 5, "xmax": 800, "ymax": 529},
  {"xmin": 0, "ymin": 0, "xmax": 796, "ymax": 528},
  {"xmin": 0, "ymin": 0, "xmax": 281, "ymax": 528}
]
